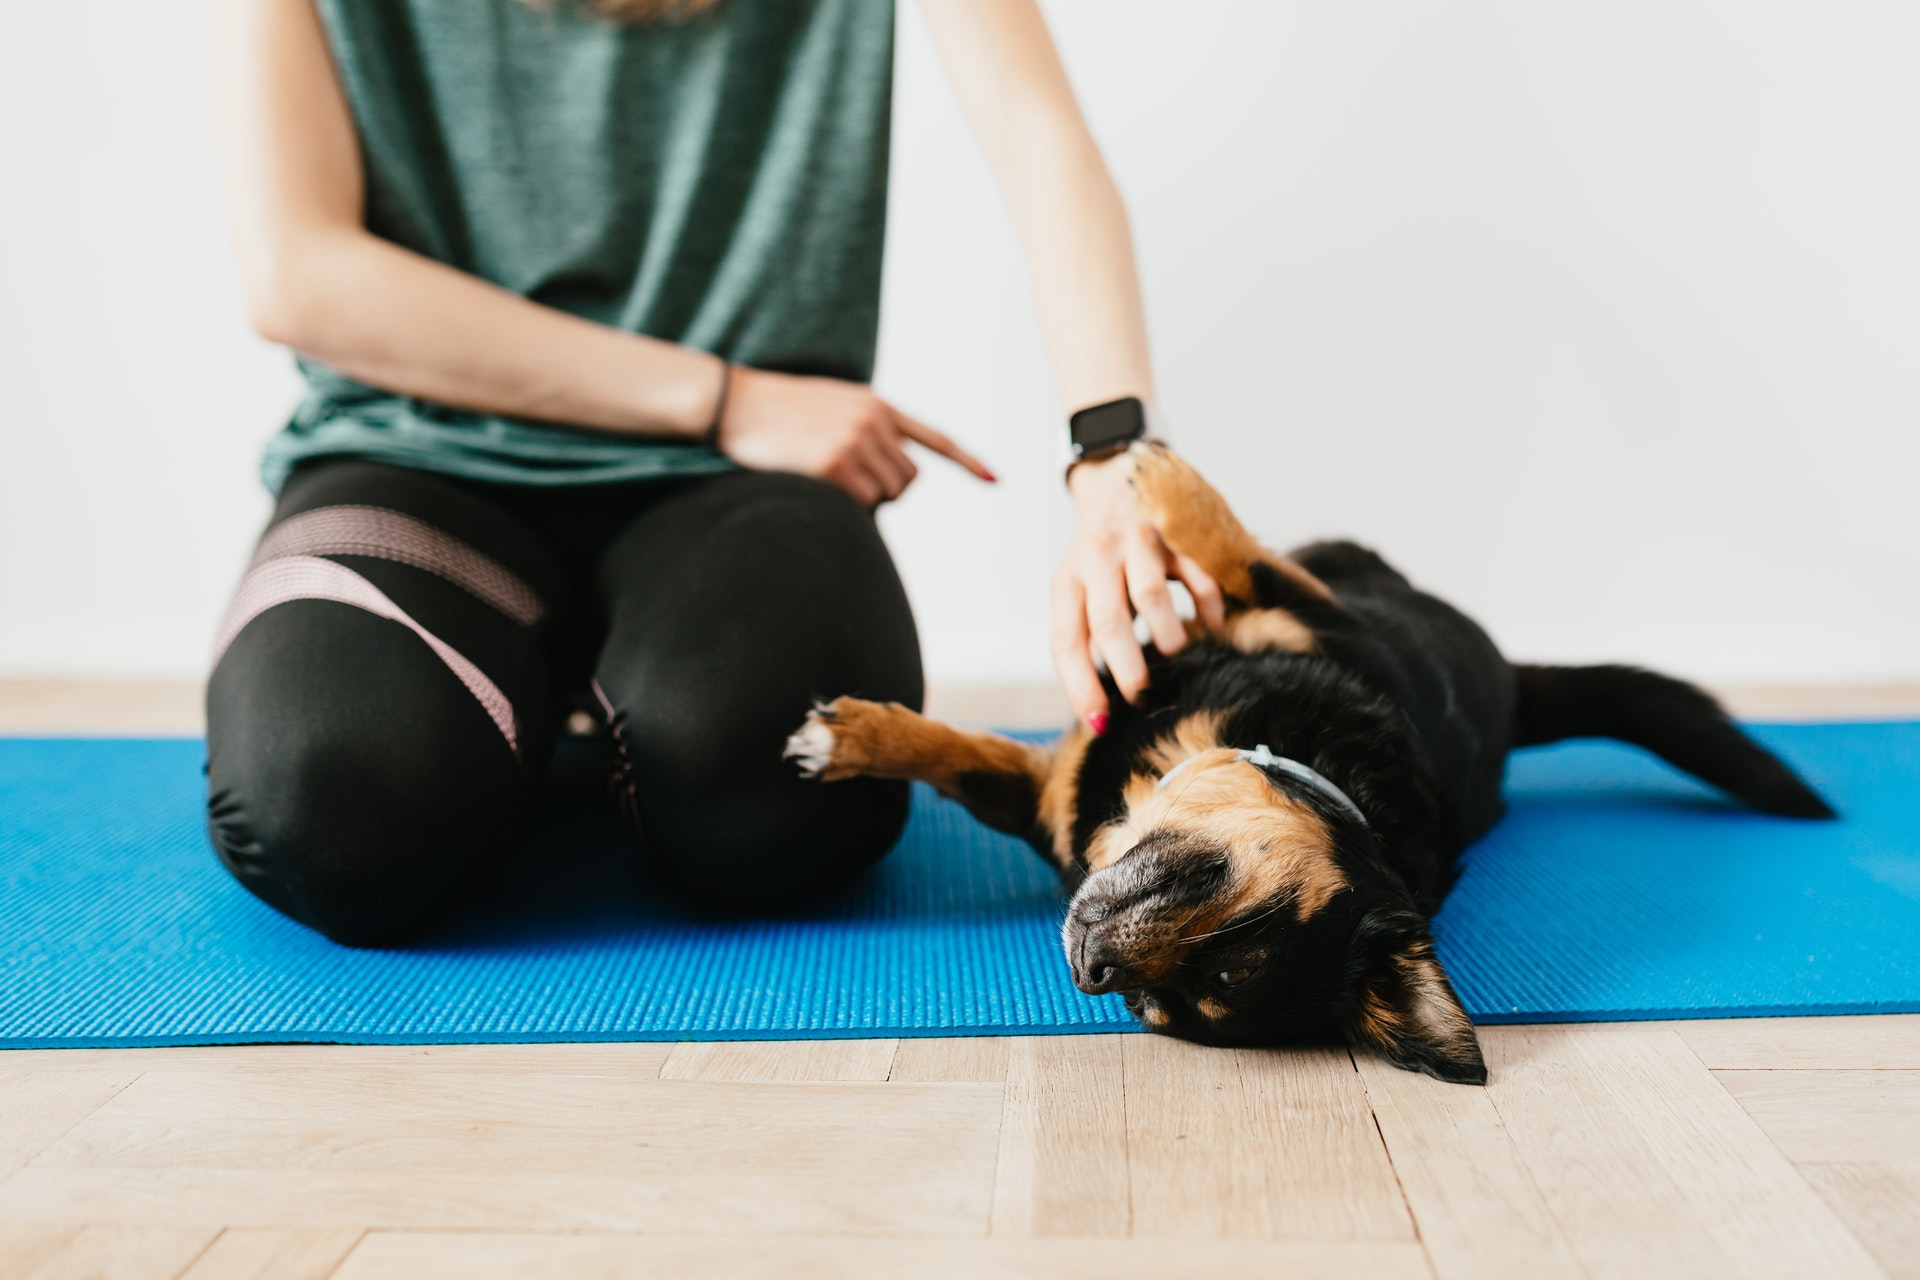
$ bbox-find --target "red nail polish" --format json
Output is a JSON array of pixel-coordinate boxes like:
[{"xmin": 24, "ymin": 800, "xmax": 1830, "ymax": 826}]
[{"xmin": 1089, "ymin": 712, "xmax": 1109, "ymax": 735}]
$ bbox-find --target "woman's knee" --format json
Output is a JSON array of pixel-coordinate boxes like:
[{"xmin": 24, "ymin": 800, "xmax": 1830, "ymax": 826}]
[
  {"xmin": 206, "ymin": 609, "xmax": 533, "ymax": 946},
  {"xmin": 598, "ymin": 470, "xmax": 925, "ymax": 712},
  {"xmin": 598, "ymin": 684, "xmax": 922, "ymax": 914},
  {"xmin": 591, "ymin": 468, "xmax": 930, "ymax": 913},
  {"xmin": 643, "ymin": 767, "xmax": 913, "ymax": 916},
  {"xmin": 598, "ymin": 662, "xmax": 913, "ymax": 914},
  {"xmin": 207, "ymin": 721, "xmax": 527, "ymax": 946}
]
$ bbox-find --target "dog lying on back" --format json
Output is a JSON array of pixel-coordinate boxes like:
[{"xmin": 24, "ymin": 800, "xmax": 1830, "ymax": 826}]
[{"xmin": 784, "ymin": 444, "xmax": 1833, "ymax": 1084}]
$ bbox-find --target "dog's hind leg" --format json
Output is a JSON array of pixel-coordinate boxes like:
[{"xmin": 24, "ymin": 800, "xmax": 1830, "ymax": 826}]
[
  {"xmin": 785, "ymin": 697, "xmax": 1085, "ymax": 874},
  {"xmin": 1513, "ymin": 664, "xmax": 1836, "ymax": 818}
]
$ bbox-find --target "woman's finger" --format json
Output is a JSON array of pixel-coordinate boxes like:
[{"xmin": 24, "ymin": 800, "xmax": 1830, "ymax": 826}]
[
  {"xmin": 828, "ymin": 458, "xmax": 884, "ymax": 509},
  {"xmin": 1123, "ymin": 524, "xmax": 1188, "ymax": 655},
  {"xmin": 886, "ymin": 441, "xmax": 920, "ymax": 496},
  {"xmin": 857, "ymin": 431, "xmax": 916, "ymax": 502},
  {"xmin": 1083, "ymin": 560, "xmax": 1150, "ymax": 704},
  {"xmin": 894, "ymin": 412, "xmax": 997, "ymax": 483},
  {"xmin": 1049, "ymin": 572, "xmax": 1110, "ymax": 732},
  {"xmin": 1171, "ymin": 552, "xmax": 1227, "ymax": 629}
]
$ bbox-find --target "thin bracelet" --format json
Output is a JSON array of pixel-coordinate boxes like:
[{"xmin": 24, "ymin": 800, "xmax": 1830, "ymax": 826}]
[{"xmin": 702, "ymin": 357, "xmax": 733, "ymax": 452}]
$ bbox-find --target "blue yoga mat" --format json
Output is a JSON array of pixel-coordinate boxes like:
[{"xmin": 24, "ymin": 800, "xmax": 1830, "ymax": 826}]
[{"xmin": 1, "ymin": 723, "xmax": 1916, "ymax": 1047}]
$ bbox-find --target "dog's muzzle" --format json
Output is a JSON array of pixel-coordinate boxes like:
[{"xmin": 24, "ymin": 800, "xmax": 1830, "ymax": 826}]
[{"xmin": 1063, "ymin": 834, "xmax": 1226, "ymax": 995}]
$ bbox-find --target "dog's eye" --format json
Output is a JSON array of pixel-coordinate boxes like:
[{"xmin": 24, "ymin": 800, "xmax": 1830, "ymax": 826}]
[{"xmin": 1214, "ymin": 967, "xmax": 1255, "ymax": 988}]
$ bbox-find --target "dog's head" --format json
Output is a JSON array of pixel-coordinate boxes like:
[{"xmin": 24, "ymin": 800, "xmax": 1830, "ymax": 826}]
[{"xmin": 1064, "ymin": 745, "xmax": 1485, "ymax": 1084}]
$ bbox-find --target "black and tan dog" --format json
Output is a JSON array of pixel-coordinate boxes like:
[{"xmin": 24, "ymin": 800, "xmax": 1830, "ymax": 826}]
[{"xmin": 783, "ymin": 444, "xmax": 1833, "ymax": 1084}]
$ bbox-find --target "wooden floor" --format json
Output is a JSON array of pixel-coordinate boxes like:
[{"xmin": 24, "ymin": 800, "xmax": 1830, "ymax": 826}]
[{"xmin": 2, "ymin": 682, "xmax": 1917, "ymax": 1279}]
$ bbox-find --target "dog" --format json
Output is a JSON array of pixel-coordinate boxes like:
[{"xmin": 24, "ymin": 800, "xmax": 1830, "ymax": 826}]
[{"xmin": 782, "ymin": 443, "xmax": 1833, "ymax": 1084}]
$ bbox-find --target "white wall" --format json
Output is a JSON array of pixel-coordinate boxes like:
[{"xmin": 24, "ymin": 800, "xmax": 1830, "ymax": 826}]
[
  {"xmin": 3, "ymin": 2, "xmax": 1917, "ymax": 688},
  {"xmin": 0, "ymin": 3, "xmax": 291, "ymax": 675}
]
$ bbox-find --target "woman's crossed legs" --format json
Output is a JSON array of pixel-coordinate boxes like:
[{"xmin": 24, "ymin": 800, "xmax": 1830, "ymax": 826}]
[{"xmin": 205, "ymin": 460, "xmax": 922, "ymax": 945}]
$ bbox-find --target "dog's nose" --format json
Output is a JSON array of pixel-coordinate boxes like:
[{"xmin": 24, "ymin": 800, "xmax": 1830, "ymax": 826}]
[{"xmin": 1073, "ymin": 935, "xmax": 1143, "ymax": 995}]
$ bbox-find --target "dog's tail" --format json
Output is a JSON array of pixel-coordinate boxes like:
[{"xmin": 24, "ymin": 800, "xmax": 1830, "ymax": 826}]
[{"xmin": 1511, "ymin": 664, "xmax": 1835, "ymax": 819}]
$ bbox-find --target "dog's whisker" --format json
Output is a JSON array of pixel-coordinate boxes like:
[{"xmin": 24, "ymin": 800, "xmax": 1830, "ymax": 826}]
[{"xmin": 1174, "ymin": 897, "xmax": 1292, "ymax": 947}]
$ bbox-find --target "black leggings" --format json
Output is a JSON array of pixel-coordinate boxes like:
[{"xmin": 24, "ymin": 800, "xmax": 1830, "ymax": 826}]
[{"xmin": 204, "ymin": 459, "xmax": 923, "ymax": 946}]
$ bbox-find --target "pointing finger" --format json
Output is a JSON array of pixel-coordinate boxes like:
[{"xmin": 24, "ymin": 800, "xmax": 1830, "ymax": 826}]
[{"xmin": 895, "ymin": 412, "xmax": 997, "ymax": 483}]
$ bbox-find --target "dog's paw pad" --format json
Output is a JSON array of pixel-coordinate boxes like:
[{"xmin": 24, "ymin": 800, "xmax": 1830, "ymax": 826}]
[{"xmin": 783, "ymin": 712, "xmax": 838, "ymax": 778}]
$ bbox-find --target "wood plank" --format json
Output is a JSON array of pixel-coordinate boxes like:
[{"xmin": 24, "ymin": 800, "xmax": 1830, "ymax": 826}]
[
  {"xmin": 1482, "ymin": 1026, "xmax": 1883, "ymax": 1279},
  {"xmin": 889, "ymin": 1036, "xmax": 1009, "ymax": 1083},
  {"xmin": 1479, "ymin": 1027, "xmax": 1729, "ymax": 1277},
  {"xmin": 1591, "ymin": 1032, "xmax": 1885, "ymax": 1277},
  {"xmin": 1356, "ymin": 1052, "xmax": 1582, "ymax": 1277},
  {"xmin": 1801, "ymin": 1162, "xmax": 1920, "ymax": 1280},
  {"xmin": 0, "ymin": 1228, "xmax": 91, "ymax": 1280},
  {"xmin": 1715, "ymin": 1070, "xmax": 1920, "ymax": 1163},
  {"xmin": 657, "ymin": 1039, "xmax": 897, "ymax": 1082},
  {"xmin": 2, "ymin": 1069, "xmax": 1000, "ymax": 1235},
  {"xmin": 0, "ymin": 1224, "xmax": 219, "ymax": 1280},
  {"xmin": 0, "ymin": 1044, "xmax": 672, "ymax": 1078},
  {"xmin": 1714, "ymin": 685, "xmax": 1920, "ymax": 721},
  {"xmin": 0, "ymin": 680, "xmax": 204, "ymax": 735},
  {"xmin": 991, "ymin": 1035, "xmax": 1128, "ymax": 1237},
  {"xmin": 328, "ymin": 1232, "xmax": 1432, "ymax": 1280},
  {"xmin": 176, "ymin": 1229, "xmax": 364, "ymax": 1280},
  {"xmin": 1122, "ymin": 1037, "xmax": 1413, "ymax": 1240},
  {"xmin": 0, "ymin": 1071, "xmax": 139, "ymax": 1178},
  {"xmin": 8, "ymin": 678, "xmax": 1915, "ymax": 738},
  {"xmin": 919, "ymin": 682, "xmax": 1920, "ymax": 729},
  {"xmin": 922, "ymin": 685, "xmax": 1073, "ymax": 732},
  {"xmin": 1675, "ymin": 1015, "xmax": 1920, "ymax": 1070},
  {"xmin": 0, "ymin": 1164, "xmax": 1010, "ymax": 1239},
  {"xmin": 31, "ymin": 1068, "xmax": 996, "ymax": 1182}
]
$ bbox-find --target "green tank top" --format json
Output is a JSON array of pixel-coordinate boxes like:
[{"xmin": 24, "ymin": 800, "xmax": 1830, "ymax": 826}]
[{"xmin": 261, "ymin": 0, "xmax": 895, "ymax": 493}]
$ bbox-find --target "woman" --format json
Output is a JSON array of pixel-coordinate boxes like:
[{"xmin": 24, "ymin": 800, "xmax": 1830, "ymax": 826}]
[{"xmin": 209, "ymin": 0, "xmax": 1222, "ymax": 944}]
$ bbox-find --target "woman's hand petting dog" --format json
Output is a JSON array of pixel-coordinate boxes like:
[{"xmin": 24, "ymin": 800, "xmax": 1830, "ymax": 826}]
[
  {"xmin": 1057, "ymin": 453, "xmax": 1226, "ymax": 734},
  {"xmin": 715, "ymin": 366, "xmax": 996, "ymax": 508}
]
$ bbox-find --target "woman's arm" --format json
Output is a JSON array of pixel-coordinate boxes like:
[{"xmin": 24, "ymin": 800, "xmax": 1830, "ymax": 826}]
[
  {"xmin": 214, "ymin": 0, "xmax": 989, "ymax": 505},
  {"xmin": 922, "ymin": 0, "xmax": 1222, "ymax": 731}
]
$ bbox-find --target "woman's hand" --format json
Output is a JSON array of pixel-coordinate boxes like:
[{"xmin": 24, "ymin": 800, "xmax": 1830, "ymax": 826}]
[
  {"xmin": 718, "ymin": 365, "xmax": 995, "ymax": 506},
  {"xmin": 1052, "ymin": 453, "xmax": 1226, "ymax": 733}
]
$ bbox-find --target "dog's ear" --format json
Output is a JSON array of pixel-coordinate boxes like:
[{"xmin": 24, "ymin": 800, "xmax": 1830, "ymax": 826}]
[{"xmin": 1347, "ymin": 912, "xmax": 1486, "ymax": 1085}]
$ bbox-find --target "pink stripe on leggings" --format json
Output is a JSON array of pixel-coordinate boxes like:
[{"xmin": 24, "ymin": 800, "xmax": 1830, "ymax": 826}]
[
  {"xmin": 253, "ymin": 505, "xmax": 546, "ymax": 625},
  {"xmin": 213, "ymin": 555, "xmax": 520, "ymax": 757}
]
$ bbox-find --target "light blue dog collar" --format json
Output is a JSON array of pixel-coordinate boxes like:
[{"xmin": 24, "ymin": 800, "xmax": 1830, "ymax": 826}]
[{"xmin": 1157, "ymin": 743, "xmax": 1369, "ymax": 829}]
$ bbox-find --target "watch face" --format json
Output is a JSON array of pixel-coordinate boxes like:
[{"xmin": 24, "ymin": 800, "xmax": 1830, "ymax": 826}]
[{"xmin": 1071, "ymin": 398, "xmax": 1147, "ymax": 454}]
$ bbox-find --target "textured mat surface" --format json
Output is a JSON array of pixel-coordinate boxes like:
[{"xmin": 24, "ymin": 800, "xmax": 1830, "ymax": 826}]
[{"xmin": 1, "ymin": 724, "xmax": 1916, "ymax": 1047}]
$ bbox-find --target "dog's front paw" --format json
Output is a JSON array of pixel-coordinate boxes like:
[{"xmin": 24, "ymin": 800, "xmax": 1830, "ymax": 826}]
[
  {"xmin": 783, "ymin": 696, "xmax": 891, "ymax": 781},
  {"xmin": 1125, "ymin": 441, "xmax": 1239, "ymax": 559},
  {"xmin": 783, "ymin": 702, "xmax": 841, "ymax": 778}
]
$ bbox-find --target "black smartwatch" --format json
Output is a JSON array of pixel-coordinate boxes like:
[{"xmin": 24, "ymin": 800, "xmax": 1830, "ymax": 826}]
[{"xmin": 1068, "ymin": 396, "xmax": 1150, "ymax": 466}]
